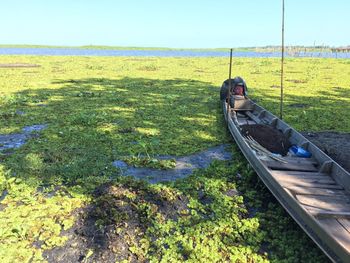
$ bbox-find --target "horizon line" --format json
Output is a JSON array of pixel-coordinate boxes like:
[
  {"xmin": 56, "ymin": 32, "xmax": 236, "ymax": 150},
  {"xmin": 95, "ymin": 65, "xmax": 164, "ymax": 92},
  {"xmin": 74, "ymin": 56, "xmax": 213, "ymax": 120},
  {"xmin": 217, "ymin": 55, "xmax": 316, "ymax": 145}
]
[{"xmin": 0, "ymin": 44, "xmax": 349, "ymax": 50}]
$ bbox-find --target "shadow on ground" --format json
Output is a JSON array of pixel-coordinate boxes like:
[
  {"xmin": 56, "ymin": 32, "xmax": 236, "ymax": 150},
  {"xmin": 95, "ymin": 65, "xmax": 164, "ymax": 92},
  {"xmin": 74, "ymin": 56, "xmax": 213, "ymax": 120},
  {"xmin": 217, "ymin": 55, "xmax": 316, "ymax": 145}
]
[{"xmin": 1, "ymin": 77, "xmax": 227, "ymax": 186}]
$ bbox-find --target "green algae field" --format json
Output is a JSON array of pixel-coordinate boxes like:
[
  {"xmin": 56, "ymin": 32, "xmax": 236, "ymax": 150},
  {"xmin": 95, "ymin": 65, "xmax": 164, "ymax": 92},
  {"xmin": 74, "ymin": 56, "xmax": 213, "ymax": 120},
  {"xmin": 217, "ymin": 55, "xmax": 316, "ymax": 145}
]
[{"xmin": 0, "ymin": 55, "xmax": 349, "ymax": 262}]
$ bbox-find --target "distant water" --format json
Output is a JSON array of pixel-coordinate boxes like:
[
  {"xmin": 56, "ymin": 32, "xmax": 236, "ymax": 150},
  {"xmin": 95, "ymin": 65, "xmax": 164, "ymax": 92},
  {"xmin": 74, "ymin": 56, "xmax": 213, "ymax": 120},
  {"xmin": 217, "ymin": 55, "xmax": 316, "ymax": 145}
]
[{"xmin": 0, "ymin": 47, "xmax": 349, "ymax": 58}]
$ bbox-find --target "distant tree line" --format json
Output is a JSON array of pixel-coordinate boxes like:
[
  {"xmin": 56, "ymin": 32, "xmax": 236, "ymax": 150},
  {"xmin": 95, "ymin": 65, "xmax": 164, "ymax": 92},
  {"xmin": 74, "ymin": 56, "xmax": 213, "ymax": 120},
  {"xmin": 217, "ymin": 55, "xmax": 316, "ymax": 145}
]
[{"xmin": 241, "ymin": 45, "xmax": 350, "ymax": 53}]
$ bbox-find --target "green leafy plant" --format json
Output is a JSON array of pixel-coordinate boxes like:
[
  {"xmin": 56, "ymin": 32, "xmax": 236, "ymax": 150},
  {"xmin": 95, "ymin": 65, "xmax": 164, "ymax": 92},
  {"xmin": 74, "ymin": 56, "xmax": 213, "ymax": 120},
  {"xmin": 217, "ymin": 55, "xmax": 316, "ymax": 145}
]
[
  {"xmin": 0, "ymin": 55, "xmax": 346, "ymax": 262},
  {"xmin": 123, "ymin": 156, "xmax": 176, "ymax": 169}
]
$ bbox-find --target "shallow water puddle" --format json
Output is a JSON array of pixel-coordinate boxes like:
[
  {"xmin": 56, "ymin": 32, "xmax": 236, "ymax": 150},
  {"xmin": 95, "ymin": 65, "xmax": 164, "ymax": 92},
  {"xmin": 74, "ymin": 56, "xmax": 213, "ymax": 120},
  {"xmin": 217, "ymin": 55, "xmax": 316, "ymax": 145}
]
[
  {"xmin": 113, "ymin": 144, "xmax": 232, "ymax": 183},
  {"xmin": 0, "ymin": 124, "xmax": 47, "ymax": 152}
]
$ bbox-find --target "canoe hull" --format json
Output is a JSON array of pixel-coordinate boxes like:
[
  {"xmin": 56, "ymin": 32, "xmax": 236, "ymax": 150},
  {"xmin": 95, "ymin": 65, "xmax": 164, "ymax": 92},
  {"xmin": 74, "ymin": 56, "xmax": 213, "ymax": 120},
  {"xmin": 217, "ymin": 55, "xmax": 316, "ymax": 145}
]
[{"xmin": 222, "ymin": 99, "xmax": 350, "ymax": 263}]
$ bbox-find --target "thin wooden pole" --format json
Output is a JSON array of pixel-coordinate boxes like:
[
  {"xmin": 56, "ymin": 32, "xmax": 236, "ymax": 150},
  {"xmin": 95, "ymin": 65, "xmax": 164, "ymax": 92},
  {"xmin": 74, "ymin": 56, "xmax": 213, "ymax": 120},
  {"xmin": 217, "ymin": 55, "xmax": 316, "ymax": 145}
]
[
  {"xmin": 280, "ymin": 0, "xmax": 285, "ymax": 120},
  {"xmin": 226, "ymin": 49, "xmax": 233, "ymax": 116}
]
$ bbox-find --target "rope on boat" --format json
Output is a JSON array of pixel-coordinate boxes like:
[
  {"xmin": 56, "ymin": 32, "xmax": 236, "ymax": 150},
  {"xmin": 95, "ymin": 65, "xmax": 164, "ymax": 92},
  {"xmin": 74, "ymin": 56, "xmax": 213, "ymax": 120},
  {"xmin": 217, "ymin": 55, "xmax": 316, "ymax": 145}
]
[{"xmin": 244, "ymin": 135, "xmax": 288, "ymax": 163}]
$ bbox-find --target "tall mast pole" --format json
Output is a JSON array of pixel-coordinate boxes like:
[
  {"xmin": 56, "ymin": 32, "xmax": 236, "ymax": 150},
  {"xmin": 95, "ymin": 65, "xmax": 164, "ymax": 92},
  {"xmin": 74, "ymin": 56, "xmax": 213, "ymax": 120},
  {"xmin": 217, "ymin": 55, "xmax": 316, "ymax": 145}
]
[
  {"xmin": 280, "ymin": 0, "xmax": 285, "ymax": 119},
  {"xmin": 226, "ymin": 48, "xmax": 233, "ymax": 116}
]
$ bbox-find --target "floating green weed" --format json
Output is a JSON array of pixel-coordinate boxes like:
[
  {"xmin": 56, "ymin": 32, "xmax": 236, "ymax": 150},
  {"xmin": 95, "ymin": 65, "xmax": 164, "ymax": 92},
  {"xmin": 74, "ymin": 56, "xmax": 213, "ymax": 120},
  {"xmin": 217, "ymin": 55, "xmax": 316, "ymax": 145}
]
[
  {"xmin": 123, "ymin": 156, "xmax": 176, "ymax": 170},
  {"xmin": 0, "ymin": 165, "xmax": 86, "ymax": 262},
  {"xmin": 0, "ymin": 55, "xmax": 346, "ymax": 262}
]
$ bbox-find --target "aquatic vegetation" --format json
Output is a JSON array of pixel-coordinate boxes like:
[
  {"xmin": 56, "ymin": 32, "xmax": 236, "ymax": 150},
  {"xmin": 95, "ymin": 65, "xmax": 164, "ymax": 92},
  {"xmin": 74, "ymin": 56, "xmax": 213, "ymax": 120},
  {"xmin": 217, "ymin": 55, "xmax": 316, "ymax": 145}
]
[
  {"xmin": 122, "ymin": 156, "xmax": 177, "ymax": 170},
  {"xmin": 0, "ymin": 55, "xmax": 347, "ymax": 262}
]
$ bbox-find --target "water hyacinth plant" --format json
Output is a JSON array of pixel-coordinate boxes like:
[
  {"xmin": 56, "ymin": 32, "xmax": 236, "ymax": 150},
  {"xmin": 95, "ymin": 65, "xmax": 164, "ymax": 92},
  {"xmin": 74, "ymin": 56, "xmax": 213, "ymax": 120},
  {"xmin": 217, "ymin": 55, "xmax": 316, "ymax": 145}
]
[{"xmin": 1, "ymin": 55, "xmax": 348, "ymax": 262}]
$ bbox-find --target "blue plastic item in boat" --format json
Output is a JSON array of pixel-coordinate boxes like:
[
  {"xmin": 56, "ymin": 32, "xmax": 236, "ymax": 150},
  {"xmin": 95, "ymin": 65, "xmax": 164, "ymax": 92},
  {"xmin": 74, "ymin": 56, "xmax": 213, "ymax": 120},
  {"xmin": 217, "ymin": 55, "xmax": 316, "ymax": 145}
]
[{"xmin": 289, "ymin": 145, "xmax": 312, "ymax": 158}]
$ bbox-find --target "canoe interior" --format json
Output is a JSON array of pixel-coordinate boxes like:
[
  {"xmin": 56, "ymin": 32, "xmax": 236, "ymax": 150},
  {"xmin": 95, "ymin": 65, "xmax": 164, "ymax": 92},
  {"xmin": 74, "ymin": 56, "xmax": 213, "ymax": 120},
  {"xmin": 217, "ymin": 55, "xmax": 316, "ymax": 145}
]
[{"xmin": 223, "ymin": 96, "xmax": 350, "ymax": 263}]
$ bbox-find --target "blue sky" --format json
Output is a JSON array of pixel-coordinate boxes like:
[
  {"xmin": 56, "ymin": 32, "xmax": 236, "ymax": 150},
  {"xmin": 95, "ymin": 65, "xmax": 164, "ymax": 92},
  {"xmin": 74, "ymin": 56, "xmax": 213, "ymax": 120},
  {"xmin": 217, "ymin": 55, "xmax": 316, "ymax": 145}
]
[{"xmin": 1, "ymin": 0, "xmax": 349, "ymax": 48}]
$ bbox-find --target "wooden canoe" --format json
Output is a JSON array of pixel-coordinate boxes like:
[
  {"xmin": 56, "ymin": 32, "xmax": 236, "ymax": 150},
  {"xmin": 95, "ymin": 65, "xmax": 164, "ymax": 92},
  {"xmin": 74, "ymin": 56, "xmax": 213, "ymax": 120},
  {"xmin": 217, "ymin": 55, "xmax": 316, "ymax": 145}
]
[{"xmin": 221, "ymin": 94, "xmax": 350, "ymax": 263}]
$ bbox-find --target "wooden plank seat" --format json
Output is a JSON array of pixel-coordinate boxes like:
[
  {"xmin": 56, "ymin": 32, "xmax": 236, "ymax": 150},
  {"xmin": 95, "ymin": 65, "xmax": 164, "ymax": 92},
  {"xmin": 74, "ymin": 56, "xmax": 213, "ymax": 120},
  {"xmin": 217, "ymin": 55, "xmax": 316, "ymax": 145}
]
[
  {"xmin": 233, "ymin": 97, "xmax": 254, "ymax": 111},
  {"xmin": 271, "ymin": 170, "xmax": 331, "ymax": 180},
  {"xmin": 287, "ymin": 187, "xmax": 347, "ymax": 196},
  {"xmin": 281, "ymin": 181, "xmax": 344, "ymax": 189},
  {"xmin": 263, "ymin": 160, "xmax": 318, "ymax": 172},
  {"xmin": 297, "ymin": 195, "xmax": 350, "ymax": 215},
  {"xmin": 280, "ymin": 156, "xmax": 318, "ymax": 165},
  {"xmin": 270, "ymin": 170, "xmax": 343, "ymax": 189},
  {"xmin": 308, "ymin": 210, "xmax": 350, "ymax": 219},
  {"xmin": 245, "ymin": 111, "xmax": 261, "ymax": 123}
]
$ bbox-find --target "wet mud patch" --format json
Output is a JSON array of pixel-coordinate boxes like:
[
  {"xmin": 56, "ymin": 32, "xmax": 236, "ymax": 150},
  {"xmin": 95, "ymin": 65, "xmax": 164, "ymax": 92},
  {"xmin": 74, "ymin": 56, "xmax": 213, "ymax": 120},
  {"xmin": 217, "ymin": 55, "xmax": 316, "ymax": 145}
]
[
  {"xmin": 302, "ymin": 131, "xmax": 350, "ymax": 173},
  {"xmin": 241, "ymin": 124, "xmax": 291, "ymax": 155},
  {"xmin": 0, "ymin": 124, "xmax": 47, "ymax": 152},
  {"xmin": 43, "ymin": 181, "xmax": 189, "ymax": 263},
  {"xmin": 113, "ymin": 145, "xmax": 232, "ymax": 183}
]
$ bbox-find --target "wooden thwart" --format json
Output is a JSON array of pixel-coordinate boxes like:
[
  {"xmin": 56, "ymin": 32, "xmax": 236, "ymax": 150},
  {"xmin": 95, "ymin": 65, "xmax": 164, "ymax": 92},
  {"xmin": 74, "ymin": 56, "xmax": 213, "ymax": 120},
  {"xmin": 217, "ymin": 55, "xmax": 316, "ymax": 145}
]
[
  {"xmin": 308, "ymin": 209, "xmax": 350, "ymax": 219},
  {"xmin": 264, "ymin": 160, "xmax": 318, "ymax": 172},
  {"xmin": 271, "ymin": 170, "xmax": 328, "ymax": 177},
  {"xmin": 233, "ymin": 97, "xmax": 254, "ymax": 111},
  {"xmin": 237, "ymin": 119, "xmax": 254, "ymax": 125},
  {"xmin": 280, "ymin": 156, "xmax": 318, "ymax": 165},
  {"xmin": 235, "ymin": 108, "xmax": 255, "ymax": 112},
  {"xmin": 245, "ymin": 111, "xmax": 261, "ymax": 123},
  {"xmin": 287, "ymin": 186, "xmax": 347, "ymax": 196},
  {"xmin": 282, "ymin": 177, "xmax": 336, "ymax": 186},
  {"xmin": 297, "ymin": 195, "xmax": 350, "ymax": 212},
  {"xmin": 271, "ymin": 170, "xmax": 332, "ymax": 180},
  {"xmin": 281, "ymin": 180, "xmax": 344, "ymax": 189}
]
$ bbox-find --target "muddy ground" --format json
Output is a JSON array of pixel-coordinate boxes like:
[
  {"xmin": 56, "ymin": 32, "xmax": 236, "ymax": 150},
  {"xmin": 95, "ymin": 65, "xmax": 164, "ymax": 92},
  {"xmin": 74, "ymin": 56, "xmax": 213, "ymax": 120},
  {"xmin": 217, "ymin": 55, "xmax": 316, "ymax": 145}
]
[
  {"xmin": 302, "ymin": 131, "xmax": 350, "ymax": 173},
  {"xmin": 43, "ymin": 182, "xmax": 190, "ymax": 263}
]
